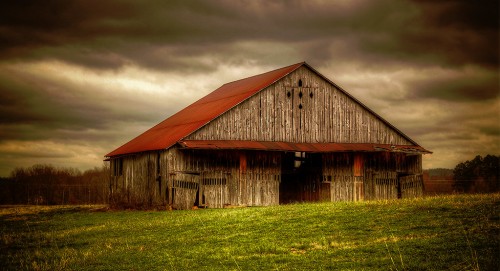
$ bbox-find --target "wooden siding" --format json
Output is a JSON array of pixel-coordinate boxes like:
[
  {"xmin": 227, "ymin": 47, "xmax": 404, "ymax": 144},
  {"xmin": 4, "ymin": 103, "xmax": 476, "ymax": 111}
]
[
  {"xmin": 369, "ymin": 172, "xmax": 399, "ymax": 200},
  {"xmin": 110, "ymin": 150, "xmax": 423, "ymax": 209},
  {"xmin": 165, "ymin": 149, "xmax": 280, "ymax": 209},
  {"xmin": 187, "ymin": 66, "xmax": 413, "ymax": 145},
  {"xmin": 400, "ymin": 174, "xmax": 424, "ymax": 198},
  {"xmin": 109, "ymin": 152, "xmax": 166, "ymax": 208},
  {"xmin": 325, "ymin": 176, "xmax": 364, "ymax": 202},
  {"xmin": 323, "ymin": 152, "xmax": 423, "ymax": 201}
]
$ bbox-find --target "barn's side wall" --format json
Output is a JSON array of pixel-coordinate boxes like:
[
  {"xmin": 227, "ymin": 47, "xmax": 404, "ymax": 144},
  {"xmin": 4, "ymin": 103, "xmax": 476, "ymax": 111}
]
[
  {"xmin": 110, "ymin": 150, "xmax": 423, "ymax": 209},
  {"xmin": 165, "ymin": 148, "xmax": 281, "ymax": 209},
  {"xmin": 322, "ymin": 152, "xmax": 423, "ymax": 201},
  {"xmin": 110, "ymin": 148, "xmax": 281, "ymax": 210},
  {"xmin": 109, "ymin": 152, "xmax": 167, "ymax": 208},
  {"xmin": 186, "ymin": 66, "xmax": 413, "ymax": 145}
]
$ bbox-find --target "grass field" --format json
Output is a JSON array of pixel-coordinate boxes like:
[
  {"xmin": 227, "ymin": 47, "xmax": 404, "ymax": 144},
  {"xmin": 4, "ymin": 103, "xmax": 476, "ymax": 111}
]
[{"xmin": 1, "ymin": 193, "xmax": 498, "ymax": 270}]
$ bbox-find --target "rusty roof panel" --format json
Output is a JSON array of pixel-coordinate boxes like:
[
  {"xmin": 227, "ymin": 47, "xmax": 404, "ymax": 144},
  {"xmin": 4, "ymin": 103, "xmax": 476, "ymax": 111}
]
[
  {"xmin": 106, "ymin": 63, "xmax": 304, "ymax": 157},
  {"xmin": 178, "ymin": 140, "xmax": 432, "ymax": 154}
]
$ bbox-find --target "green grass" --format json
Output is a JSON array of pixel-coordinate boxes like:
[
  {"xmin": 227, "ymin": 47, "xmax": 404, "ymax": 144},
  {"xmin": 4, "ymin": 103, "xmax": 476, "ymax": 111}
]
[{"xmin": 1, "ymin": 193, "xmax": 499, "ymax": 270}]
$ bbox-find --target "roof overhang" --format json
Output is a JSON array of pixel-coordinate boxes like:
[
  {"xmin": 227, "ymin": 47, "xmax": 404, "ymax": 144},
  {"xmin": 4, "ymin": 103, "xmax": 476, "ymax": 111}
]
[{"xmin": 178, "ymin": 140, "xmax": 432, "ymax": 154}]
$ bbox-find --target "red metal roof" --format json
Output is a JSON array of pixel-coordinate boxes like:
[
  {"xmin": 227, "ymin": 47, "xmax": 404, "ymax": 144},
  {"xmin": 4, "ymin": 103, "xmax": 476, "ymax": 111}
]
[
  {"xmin": 106, "ymin": 62, "xmax": 304, "ymax": 157},
  {"xmin": 178, "ymin": 140, "xmax": 432, "ymax": 154}
]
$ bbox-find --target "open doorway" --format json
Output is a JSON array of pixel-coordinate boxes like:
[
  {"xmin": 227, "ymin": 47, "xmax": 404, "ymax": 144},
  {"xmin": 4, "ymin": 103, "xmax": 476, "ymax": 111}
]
[{"xmin": 279, "ymin": 152, "xmax": 323, "ymax": 204}]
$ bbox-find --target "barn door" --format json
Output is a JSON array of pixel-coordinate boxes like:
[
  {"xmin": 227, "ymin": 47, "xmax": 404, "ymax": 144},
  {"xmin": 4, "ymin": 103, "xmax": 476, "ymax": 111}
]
[
  {"xmin": 280, "ymin": 152, "xmax": 322, "ymax": 203},
  {"xmin": 200, "ymin": 171, "xmax": 229, "ymax": 208},
  {"xmin": 319, "ymin": 182, "xmax": 331, "ymax": 201},
  {"xmin": 354, "ymin": 177, "xmax": 364, "ymax": 201},
  {"xmin": 399, "ymin": 174, "xmax": 424, "ymax": 199},
  {"xmin": 370, "ymin": 172, "xmax": 398, "ymax": 200},
  {"xmin": 171, "ymin": 173, "xmax": 199, "ymax": 210}
]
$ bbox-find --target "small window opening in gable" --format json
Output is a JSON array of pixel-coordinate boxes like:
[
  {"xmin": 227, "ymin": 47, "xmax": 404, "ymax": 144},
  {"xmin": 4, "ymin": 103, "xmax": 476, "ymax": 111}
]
[
  {"xmin": 298, "ymin": 91, "xmax": 303, "ymax": 98},
  {"xmin": 298, "ymin": 79, "xmax": 303, "ymax": 87},
  {"xmin": 287, "ymin": 91, "xmax": 291, "ymax": 98}
]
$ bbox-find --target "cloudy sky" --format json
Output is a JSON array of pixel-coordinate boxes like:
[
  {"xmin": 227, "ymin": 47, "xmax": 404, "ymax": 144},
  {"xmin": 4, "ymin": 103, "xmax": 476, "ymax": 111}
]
[{"xmin": 0, "ymin": 0, "xmax": 498, "ymax": 176}]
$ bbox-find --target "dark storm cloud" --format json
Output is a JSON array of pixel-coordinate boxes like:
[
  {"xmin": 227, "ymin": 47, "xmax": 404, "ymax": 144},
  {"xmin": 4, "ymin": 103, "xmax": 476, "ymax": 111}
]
[
  {"xmin": 0, "ymin": 0, "xmax": 462, "ymax": 70},
  {"xmin": 409, "ymin": 69, "xmax": 499, "ymax": 102},
  {"xmin": 0, "ymin": 71, "xmax": 106, "ymax": 130},
  {"xmin": 0, "ymin": 66, "xmax": 169, "ymax": 144},
  {"xmin": 406, "ymin": 0, "xmax": 499, "ymax": 68},
  {"xmin": 0, "ymin": 0, "xmax": 134, "ymax": 50},
  {"xmin": 0, "ymin": 0, "xmax": 259, "ymax": 70},
  {"xmin": 480, "ymin": 125, "xmax": 500, "ymax": 137},
  {"xmin": 2, "ymin": 0, "xmax": 496, "ymax": 74},
  {"xmin": 0, "ymin": 84, "xmax": 44, "ymax": 124}
]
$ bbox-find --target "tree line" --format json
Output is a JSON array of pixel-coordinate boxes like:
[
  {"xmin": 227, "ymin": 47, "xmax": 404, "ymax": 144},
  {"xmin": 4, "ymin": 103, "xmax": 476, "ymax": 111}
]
[
  {"xmin": 0, "ymin": 164, "xmax": 109, "ymax": 205},
  {"xmin": 453, "ymin": 155, "xmax": 499, "ymax": 193}
]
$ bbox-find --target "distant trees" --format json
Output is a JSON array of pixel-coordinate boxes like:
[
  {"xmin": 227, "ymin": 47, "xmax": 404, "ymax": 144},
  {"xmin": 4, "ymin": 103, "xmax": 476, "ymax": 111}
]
[
  {"xmin": 453, "ymin": 155, "xmax": 499, "ymax": 193},
  {"xmin": 0, "ymin": 164, "xmax": 109, "ymax": 205}
]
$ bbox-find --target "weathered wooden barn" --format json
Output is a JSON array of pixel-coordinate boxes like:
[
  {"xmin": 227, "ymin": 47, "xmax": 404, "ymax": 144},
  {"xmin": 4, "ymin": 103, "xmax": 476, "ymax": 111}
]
[{"xmin": 105, "ymin": 62, "xmax": 431, "ymax": 209}]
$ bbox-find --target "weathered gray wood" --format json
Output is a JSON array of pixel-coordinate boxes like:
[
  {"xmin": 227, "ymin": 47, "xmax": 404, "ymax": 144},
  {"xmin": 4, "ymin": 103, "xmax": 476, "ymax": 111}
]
[
  {"xmin": 109, "ymin": 151, "xmax": 167, "ymax": 208},
  {"xmin": 322, "ymin": 152, "xmax": 422, "ymax": 202},
  {"xmin": 186, "ymin": 66, "xmax": 413, "ymax": 145},
  {"xmin": 401, "ymin": 174, "xmax": 424, "ymax": 199}
]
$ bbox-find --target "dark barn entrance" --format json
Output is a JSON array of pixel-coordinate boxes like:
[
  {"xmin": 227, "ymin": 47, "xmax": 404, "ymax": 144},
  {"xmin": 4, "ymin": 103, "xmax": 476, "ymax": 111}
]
[{"xmin": 279, "ymin": 152, "xmax": 323, "ymax": 204}]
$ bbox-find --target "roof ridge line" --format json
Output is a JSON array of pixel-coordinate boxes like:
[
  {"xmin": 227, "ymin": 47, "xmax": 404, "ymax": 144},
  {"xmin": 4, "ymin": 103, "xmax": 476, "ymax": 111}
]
[{"xmin": 219, "ymin": 62, "xmax": 305, "ymax": 87}]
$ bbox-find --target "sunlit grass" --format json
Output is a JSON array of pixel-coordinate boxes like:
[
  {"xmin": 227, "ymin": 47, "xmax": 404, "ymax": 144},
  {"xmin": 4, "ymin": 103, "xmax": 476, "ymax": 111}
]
[{"xmin": 1, "ymin": 194, "xmax": 498, "ymax": 270}]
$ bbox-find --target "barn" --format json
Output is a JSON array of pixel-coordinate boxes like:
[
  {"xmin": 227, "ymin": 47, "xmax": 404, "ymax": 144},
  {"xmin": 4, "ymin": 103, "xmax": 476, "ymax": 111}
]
[{"xmin": 105, "ymin": 62, "xmax": 431, "ymax": 210}]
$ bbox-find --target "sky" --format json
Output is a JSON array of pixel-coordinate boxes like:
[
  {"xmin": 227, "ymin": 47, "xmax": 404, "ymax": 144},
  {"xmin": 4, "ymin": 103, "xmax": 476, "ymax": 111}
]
[{"xmin": 0, "ymin": 0, "xmax": 498, "ymax": 176}]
